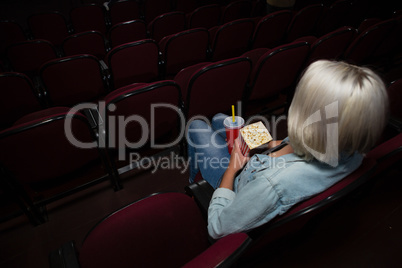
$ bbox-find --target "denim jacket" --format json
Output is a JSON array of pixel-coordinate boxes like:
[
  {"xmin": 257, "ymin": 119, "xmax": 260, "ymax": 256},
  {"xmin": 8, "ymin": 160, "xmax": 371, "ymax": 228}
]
[{"xmin": 207, "ymin": 147, "xmax": 363, "ymax": 239}]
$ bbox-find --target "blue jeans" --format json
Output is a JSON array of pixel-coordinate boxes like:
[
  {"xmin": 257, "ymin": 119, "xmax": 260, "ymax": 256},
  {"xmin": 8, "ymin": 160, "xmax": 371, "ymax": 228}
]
[{"xmin": 187, "ymin": 113, "xmax": 231, "ymax": 189}]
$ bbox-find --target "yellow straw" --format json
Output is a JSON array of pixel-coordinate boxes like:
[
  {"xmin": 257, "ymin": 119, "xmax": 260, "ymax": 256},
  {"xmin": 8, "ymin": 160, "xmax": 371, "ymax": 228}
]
[{"xmin": 232, "ymin": 105, "xmax": 235, "ymax": 123}]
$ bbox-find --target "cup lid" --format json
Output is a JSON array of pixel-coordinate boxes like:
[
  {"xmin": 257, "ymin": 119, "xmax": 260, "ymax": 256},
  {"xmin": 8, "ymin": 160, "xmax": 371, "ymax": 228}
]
[{"xmin": 224, "ymin": 116, "xmax": 244, "ymax": 128}]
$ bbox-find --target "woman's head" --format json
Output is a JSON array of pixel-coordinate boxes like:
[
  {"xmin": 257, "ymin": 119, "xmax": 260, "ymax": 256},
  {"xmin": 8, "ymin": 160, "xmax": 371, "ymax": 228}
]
[{"xmin": 288, "ymin": 60, "xmax": 388, "ymax": 165}]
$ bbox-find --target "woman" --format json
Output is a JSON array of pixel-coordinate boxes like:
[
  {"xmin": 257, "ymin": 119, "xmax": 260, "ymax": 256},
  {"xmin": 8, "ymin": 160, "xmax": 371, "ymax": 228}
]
[{"xmin": 186, "ymin": 60, "xmax": 389, "ymax": 239}]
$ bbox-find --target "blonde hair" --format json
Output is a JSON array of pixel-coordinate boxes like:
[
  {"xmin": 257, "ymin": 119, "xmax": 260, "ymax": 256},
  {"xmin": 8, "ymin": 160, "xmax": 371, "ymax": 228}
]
[{"xmin": 288, "ymin": 60, "xmax": 389, "ymax": 164}]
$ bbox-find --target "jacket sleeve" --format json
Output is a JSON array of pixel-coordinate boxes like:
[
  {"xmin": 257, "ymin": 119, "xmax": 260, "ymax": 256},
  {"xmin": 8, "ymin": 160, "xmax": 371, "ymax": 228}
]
[{"xmin": 207, "ymin": 176, "xmax": 282, "ymax": 239}]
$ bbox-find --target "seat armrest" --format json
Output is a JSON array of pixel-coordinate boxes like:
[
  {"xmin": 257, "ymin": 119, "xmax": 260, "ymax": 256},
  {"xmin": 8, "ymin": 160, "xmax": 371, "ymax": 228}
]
[
  {"xmin": 185, "ymin": 179, "xmax": 214, "ymax": 218},
  {"xmin": 182, "ymin": 232, "xmax": 251, "ymax": 268},
  {"xmin": 49, "ymin": 241, "xmax": 80, "ymax": 268}
]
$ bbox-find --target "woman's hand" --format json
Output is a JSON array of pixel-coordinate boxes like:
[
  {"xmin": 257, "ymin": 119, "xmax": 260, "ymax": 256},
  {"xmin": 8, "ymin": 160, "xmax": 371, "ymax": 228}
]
[
  {"xmin": 229, "ymin": 138, "xmax": 250, "ymax": 173},
  {"xmin": 219, "ymin": 139, "xmax": 250, "ymax": 190}
]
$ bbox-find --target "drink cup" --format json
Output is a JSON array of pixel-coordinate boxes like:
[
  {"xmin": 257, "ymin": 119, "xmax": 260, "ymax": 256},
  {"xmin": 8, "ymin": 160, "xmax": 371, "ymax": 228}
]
[{"xmin": 224, "ymin": 116, "xmax": 245, "ymax": 154}]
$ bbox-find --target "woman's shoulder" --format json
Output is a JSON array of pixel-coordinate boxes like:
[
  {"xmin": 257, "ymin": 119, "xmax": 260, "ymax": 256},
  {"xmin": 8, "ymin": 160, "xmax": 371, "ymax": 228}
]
[{"xmin": 253, "ymin": 152, "xmax": 363, "ymax": 204}]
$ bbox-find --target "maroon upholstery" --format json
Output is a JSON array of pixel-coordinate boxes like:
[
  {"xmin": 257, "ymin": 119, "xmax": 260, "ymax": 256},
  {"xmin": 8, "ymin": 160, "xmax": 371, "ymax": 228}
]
[
  {"xmin": 28, "ymin": 12, "xmax": 70, "ymax": 46},
  {"xmin": 109, "ymin": 0, "xmax": 141, "ymax": 26},
  {"xmin": 386, "ymin": 79, "xmax": 402, "ymax": 120},
  {"xmin": 106, "ymin": 39, "xmax": 160, "ymax": 89},
  {"xmin": 0, "ymin": 21, "xmax": 27, "ymax": 57},
  {"xmin": 103, "ymin": 80, "xmax": 182, "ymax": 154},
  {"xmin": 174, "ymin": 57, "xmax": 251, "ymax": 119},
  {"xmin": 366, "ymin": 133, "xmax": 402, "ymax": 177},
  {"xmin": 142, "ymin": 0, "xmax": 173, "ymax": 22},
  {"xmin": 246, "ymin": 41, "xmax": 309, "ymax": 103},
  {"xmin": 316, "ymin": 0, "xmax": 353, "ymax": 35},
  {"xmin": 62, "ymin": 31, "xmax": 108, "ymax": 60},
  {"xmin": 343, "ymin": 18, "xmax": 397, "ymax": 65},
  {"xmin": 0, "ymin": 72, "xmax": 43, "ymax": 129},
  {"xmin": 70, "ymin": 4, "xmax": 107, "ymax": 35},
  {"xmin": 182, "ymin": 232, "xmax": 250, "ymax": 268},
  {"xmin": 305, "ymin": 26, "xmax": 356, "ymax": 66},
  {"xmin": 286, "ymin": 4, "xmax": 324, "ymax": 42},
  {"xmin": 175, "ymin": 0, "xmax": 197, "ymax": 13},
  {"xmin": 187, "ymin": 4, "xmax": 221, "ymax": 29},
  {"xmin": 241, "ymin": 47, "xmax": 269, "ymax": 68},
  {"xmin": 0, "ymin": 107, "xmax": 99, "ymax": 185},
  {"xmin": 39, "ymin": 54, "xmax": 107, "ymax": 107},
  {"xmin": 173, "ymin": 61, "xmax": 210, "ymax": 102},
  {"xmin": 79, "ymin": 192, "xmax": 249, "ymax": 268},
  {"xmin": 6, "ymin": 39, "xmax": 58, "ymax": 76},
  {"xmin": 159, "ymin": 28, "xmax": 209, "ymax": 78},
  {"xmin": 107, "ymin": 19, "xmax": 147, "ymax": 48},
  {"xmin": 147, "ymin": 11, "xmax": 186, "ymax": 43},
  {"xmin": 357, "ymin": 17, "xmax": 382, "ymax": 34},
  {"xmin": 372, "ymin": 16, "xmax": 402, "ymax": 58},
  {"xmin": 79, "ymin": 193, "xmax": 209, "ymax": 268},
  {"xmin": 209, "ymin": 18, "xmax": 255, "ymax": 61},
  {"xmin": 221, "ymin": 0, "xmax": 252, "ymax": 24},
  {"xmin": 251, "ymin": 10, "xmax": 293, "ymax": 49}
]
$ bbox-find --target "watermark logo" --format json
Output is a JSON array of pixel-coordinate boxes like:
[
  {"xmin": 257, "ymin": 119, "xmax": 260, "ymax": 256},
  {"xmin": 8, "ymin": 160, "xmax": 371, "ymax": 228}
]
[
  {"xmin": 63, "ymin": 101, "xmax": 289, "ymax": 173},
  {"xmin": 301, "ymin": 101, "xmax": 339, "ymax": 167}
]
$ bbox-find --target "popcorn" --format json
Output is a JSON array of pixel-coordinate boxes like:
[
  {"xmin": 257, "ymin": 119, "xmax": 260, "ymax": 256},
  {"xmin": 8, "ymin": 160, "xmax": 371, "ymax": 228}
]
[{"xmin": 239, "ymin": 121, "xmax": 272, "ymax": 155}]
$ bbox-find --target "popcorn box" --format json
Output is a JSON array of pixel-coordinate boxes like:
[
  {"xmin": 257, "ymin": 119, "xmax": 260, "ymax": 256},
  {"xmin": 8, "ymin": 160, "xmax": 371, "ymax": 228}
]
[{"xmin": 239, "ymin": 121, "xmax": 272, "ymax": 155}]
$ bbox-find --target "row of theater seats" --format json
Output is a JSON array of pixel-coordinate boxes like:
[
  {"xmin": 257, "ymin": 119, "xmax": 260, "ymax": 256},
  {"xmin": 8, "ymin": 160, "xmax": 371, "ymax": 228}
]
[
  {"xmin": 2, "ymin": 0, "xmax": 393, "ymax": 58},
  {"xmin": 1, "ymin": 9, "xmax": 401, "ymax": 131},
  {"xmin": 0, "ymin": 0, "xmax": 265, "ymax": 56},
  {"xmin": 2, "ymin": 0, "xmax": 390, "ymax": 71},
  {"xmin": 2, "ymin": 1, "xmax": 401, "ymax": 75},
  {"xmin": 1, "ymin": 56, "xmax": 401, "ymax": 225},
  {"xmin": 1, "ymin": 0, "xmax": 401, "ymax": 224}
]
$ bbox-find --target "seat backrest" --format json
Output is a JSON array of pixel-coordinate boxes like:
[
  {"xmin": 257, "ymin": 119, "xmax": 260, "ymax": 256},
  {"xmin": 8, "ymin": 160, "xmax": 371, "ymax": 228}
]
[
  {"xmin": 386, "ymin": 79, "xmax": 402, "ymax": 120},
  {"xmin": 175, "ymin": 0, "xmax": 198, "ymax": 13},
  {"xmin": 357, "ymin": 17, "xmax": 381, "ymax": 34},
  {"xmin": 175, "ymin": 57, "xmax": 251, "ymax": 119},
  {"xmin": 0, "ymin": 72, "xmax": 43, "ymax": 129},
  {"xmin": 0, "ymin": 20, "xmax": 27, "ymax": 57},
  {"xmin": 343, "ymin": 18, "xmax": 397, "ymax": 65},
  {"xmin": 70, "ymin": 4, "xmax": 107, "ymax": 35},
  {"xmin": 39, "ymin": 55, "xmax": 107, "ymax": 106},
  {"xmin": 221, "ymin": 0, "xmax": 252, "ymax": 24},
  {"xmin": 6, "ymin": 39, "xmax": 58, "ymax": 76},
  {"xmin": 246, "ymin": 156, "xmax": 377, "ymax": 254},
  {"xmin": 79, "ymin": 192, "xmax": 210, "ymax": 268},
  {"xmin": 209, "ymin": 18, "xmax": 255, "ymax": 61},
  {"xmin": 159, "ymin": 28, "xmax": 209, "ymax": 78},
  {"xmin": 372, "ymin": 16, "xmax": 402, "ymax": 58},
  {"xmin": 107, "ymin": 19, "xmax": 147, "ymax": 48},
  {"xmin": 316, "ymin": 0, "xmax": 353, "ymax": 35},
  {"xmin": 102, "ymin": 80, "xmax": 183, "ymax": 154},
  {"xmin": 0, "ymin": 107, "xmax": 100, "ymax": 186},
  {"xmin": 247, "ymin": 41, "xmax": 309, "ymax": 102},
  {"xmin": 251, "ymin": 10, "xmax": 293, "ymax": 49},
  {"xmin": 187, "ymin": 4, "xmax": 221, "ymax": 29},
  {"xmin": 142, "ymin": 0, "xmax": 173, "ymax": 22},
  {"xmin": 147, "ymin": 11, "xmax": 186, "ymax": 43},
  {"xmin": 28, "ymin": 12, "xmax": 70, "ymax": 46},
  {"xmin": 106, "ymin": 39, "xmax": 160, "ymax": 89},
  {"xmin": 62, "ymin": 31, "xmax": 108, "ymax": 60},
  {"xmin": 366, "ymin": 133, "xmax": 402, "ymax": 177},
  {"xmin": 109, "ymin": 0, "xmax": 141, "ymax": 26},
  {"xmin": 286, "ymin": 3, "xmax": 324, "ymax": 42},
  {"xmin": 306, "ymin": 26, "xmax": 356, "ymax": 66}
]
